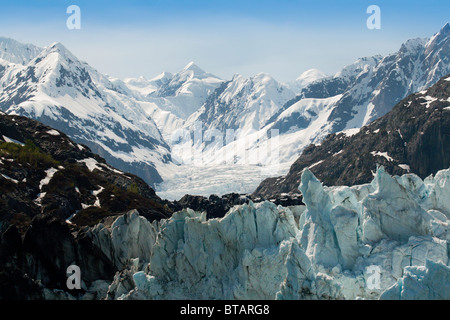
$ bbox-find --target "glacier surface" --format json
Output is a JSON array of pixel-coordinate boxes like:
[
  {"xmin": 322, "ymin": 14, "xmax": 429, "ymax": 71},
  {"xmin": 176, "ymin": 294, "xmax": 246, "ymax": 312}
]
[{"xmin": 90, "ymin": 166, "xmax": 449, "ymax": 300}]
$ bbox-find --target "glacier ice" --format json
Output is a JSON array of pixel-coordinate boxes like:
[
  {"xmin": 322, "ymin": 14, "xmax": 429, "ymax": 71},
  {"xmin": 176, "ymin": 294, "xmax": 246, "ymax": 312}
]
[
  {"xmin": 97, "ymin": 166, "xmax": 449, "ymax": 300},
  {"xmin": 88, "ymin": 210, "xmax": 159, "ymax": 270},
  {"xmin": 380, "ymin": 260, "xmax": 450, "ymax": 300}
]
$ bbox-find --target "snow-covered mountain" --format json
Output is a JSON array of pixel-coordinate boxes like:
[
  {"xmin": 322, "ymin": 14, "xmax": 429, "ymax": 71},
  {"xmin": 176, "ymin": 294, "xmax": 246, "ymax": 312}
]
[
  {"xmin": 0, "ymin": 37, "xmax": 42, "ymax": 65},
  {"xmin": 253, "ymin": 24, "xmax": 449, "ymax": 163},
  {"xmin": 254, "ymin": 73, "xmax": 450, "ymax": 198},
  {"xmin": 150, "ymin": 61, "xmax": 224, "ymax": 118},
  {"xmin": 290, "ymin": 68, "xmax": 328, "ymax": 92},
  {"xmin": 0, "ymin": 42, "xmax": 174, "ymax": 187},
  {"xmin": 124, "ymin": 62, "xmax": 225, "ymax": 141},
  {"xmin": 186, "ymin": 72, "xmax": 295, "ymax": 138},
  {"xmin": 327, "ymin": 27, "xmax": 449, "ymax": 133},
  {"xmin": 155, "ymin": 24, "xmax": 450, "ymax": 199},
  {"xmin": 0, "ymin": 24, "xmax": 448, "ymax": 198}
]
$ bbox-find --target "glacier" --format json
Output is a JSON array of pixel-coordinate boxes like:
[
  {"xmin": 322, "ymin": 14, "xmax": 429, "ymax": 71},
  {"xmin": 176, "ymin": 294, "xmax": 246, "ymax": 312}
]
[{"xmin": 85, "ymin": 166, "xmax": 449, "ymax": 300}]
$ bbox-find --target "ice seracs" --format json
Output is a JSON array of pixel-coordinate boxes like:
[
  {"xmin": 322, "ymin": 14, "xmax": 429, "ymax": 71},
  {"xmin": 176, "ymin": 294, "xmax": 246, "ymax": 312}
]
[
  {"xmin": 380, "ymin": 259, "xmax": 450, "ymax": 300},
  {"xmin": 99, "ymin": 166, "xmax": 449, "ymax": 300}
]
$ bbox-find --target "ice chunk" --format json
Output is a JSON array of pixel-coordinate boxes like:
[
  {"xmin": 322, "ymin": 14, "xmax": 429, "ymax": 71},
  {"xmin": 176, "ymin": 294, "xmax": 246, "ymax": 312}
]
[{"xmin": 380, "ymin": 260, "xmax": 450, "ymax": 300}]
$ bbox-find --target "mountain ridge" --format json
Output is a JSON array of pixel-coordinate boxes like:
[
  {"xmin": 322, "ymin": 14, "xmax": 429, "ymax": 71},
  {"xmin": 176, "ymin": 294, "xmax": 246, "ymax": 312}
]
[
  {"xmin": 253, "ymin": 73, "xmax": 450, "ymax": 198},
  {"xmin": 0, "ymin": 41, "xmax": 173, "ymax": 187}
]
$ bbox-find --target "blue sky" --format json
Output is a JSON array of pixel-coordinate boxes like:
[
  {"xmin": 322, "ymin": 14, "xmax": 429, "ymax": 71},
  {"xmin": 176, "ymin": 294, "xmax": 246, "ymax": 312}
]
[{"xmin": 0, "ymin": 0, "xmax": 448, "ymax": 81}]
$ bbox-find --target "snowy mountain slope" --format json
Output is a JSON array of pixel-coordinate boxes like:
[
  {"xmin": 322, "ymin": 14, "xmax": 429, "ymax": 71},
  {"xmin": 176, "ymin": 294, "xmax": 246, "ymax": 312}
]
[
  {"xmin": 143, "ymin": 62, "xmax": 225, "ymax": 120},
  {"xmin": 121, "ymin": 62, "xmax": 225, "ymax": 142},
  {"xmin": 0, "ymin": 37, "xmax": 42, "ymax": 65},
  {"xmin": 289, "ymin": 68, "xmax": 328, "ymax": 92},
  {"xmin": 164, "ymin": 72, "xmax": 296, "ymax": 171},
  {"xmin": 246, "ymin": 24, "xmax": 449, "ymax": 167},
  {"xmin": 186, "ymin": 72, "xmax": 295, "ymax": 135},
  {"xmin": 328, "ymin": 23, "xmax": 449, "ymax": 132},
  {"xmin": 0, "ymin": 41, "xmax": 174, "ymax": 187},
  {"xmin": 254, "ymin": 73, "xmax": 450, "ymax": 198},
  {"xmin": 154, "ymin": 24, "xmax": 449, "ymax": 199},
  {"xmin": 152, "ymin": 72, "xmax": 298, "ymax": 198}
]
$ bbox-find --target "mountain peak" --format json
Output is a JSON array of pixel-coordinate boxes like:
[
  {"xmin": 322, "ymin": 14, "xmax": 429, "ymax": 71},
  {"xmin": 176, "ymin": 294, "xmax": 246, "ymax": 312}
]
[
  {"xmin": 0, "ymin": 37, "xmax": 42, "ymax": 65},
  {"xmin": 46, "ymin": 42, "xmax": 68, "ymax": 52},
  {"xmin": 427, "ymin": 22, "xmax": 450, "ymax": 47},
  {"xmin": 182, "ymin": 61, "xmax": 205, "ymax": 74},
  {"xmin": 399, "ymin": 37, "xmax": 427, "ymax": 54},
  {"xmin": 152, "ymin": 71, "xmax": 173, "ymax": 82},
  {"xmin": 440, "ymin": 22, "xmax": 450, "ymax": 34},
  {"xmin": 253, "ymin": 72, "xmax": 273, "ymax": 82},
  {"xmin": 39, "ymin": 41, "xmax": 77, "ymax": 63},
  {"xmin": 296, "ymin": 69, "xmax": 328, "ymax": 85}
]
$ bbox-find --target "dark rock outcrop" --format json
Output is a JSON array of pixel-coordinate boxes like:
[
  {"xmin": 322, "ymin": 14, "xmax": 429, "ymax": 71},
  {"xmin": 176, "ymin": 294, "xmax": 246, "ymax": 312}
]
[
  {"xmin": 0, "ymin": 113, "xmax": 171, "ymax": 229},
  {"xmin": 166, "ymin": 192, "xmax": 304, "ymax": 220},
  {"xmin": 0, "ymin": 113, "xmax": 173, "ymax": 299}
]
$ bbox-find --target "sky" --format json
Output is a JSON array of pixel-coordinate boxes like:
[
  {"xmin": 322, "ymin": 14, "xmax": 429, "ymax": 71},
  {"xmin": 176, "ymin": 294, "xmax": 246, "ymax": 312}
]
[{"xmin": 0, "ymin": 0, "xmax": 448, "ymax": 82}]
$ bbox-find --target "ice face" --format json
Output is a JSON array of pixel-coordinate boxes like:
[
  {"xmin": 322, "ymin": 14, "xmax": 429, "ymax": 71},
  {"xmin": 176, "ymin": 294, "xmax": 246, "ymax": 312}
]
[
  {"xmin": 100, "ymin": 166, "xmax": 449, "ymax": 300},
  {"xmin": 380, "ymin": 259, "xmax": 450, "ymax": 300}
]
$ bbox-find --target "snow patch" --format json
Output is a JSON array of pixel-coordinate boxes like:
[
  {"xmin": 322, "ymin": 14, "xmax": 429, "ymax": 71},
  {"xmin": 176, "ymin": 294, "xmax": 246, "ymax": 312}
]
[
  {"xmin": 398, "ymin": 164, "xmax": 410, "ymax": 172},
  {"xmin": 421, "ymin": 96, "xmax": 438, "ymax": 108},
  {"xmin": 308, "ymin": 160, "xmax": 324, "ymax": 169},
  {"xmin": 78, "ymin": 158, "xmax": 103, "ymax": 172},
  {"xmin": 92, "ymin": 186, "xmax": 104, "ymax": 207},
  {"xmin": 39, "ymin": 167, "xmax": 58, "ymax": 190},
  {"xmin": 46, "ymin": 129, "xmax": 60, "ymax": 136},
  {"xmin": 2, "ymin": 135, "xmax": 24, "ymax": 146},
  {"xmin": 1, "ymin": 173, "xmax": 18, "ymax": 183},
  {"xmin": 341, "ymin": 128, "xmax": 360, "ymax": 137},
  {"xmin": 370, "ymin": 151, "xmax": 394, "ymax": 162}
]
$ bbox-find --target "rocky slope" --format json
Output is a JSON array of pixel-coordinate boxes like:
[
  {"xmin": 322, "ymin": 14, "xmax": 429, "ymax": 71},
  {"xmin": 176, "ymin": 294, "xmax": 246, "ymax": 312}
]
[
  {"xmin": 253, "ymin": 73, "xmax": 450, "ymax": 199},
  {"xmin": 0, "ymin": 112, "xmax": 172, "ymax": 299}
]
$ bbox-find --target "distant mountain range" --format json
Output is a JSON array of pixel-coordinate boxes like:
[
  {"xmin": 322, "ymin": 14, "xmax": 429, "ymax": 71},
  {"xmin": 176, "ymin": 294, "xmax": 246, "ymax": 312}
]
[
  {"xmin": 1, "ymin": 24, "xmax": 449, "ymax": 302},
  {"xmin": 199, "ymin": 23, "xmax": 449, "ymax": 168},
  {"xmin": 0, "ymin": 23, "xmax": 448, "ymax": 197},
  {"xmin": 254, "ymin": 73, "xmax": 450, "ymax": 198}
]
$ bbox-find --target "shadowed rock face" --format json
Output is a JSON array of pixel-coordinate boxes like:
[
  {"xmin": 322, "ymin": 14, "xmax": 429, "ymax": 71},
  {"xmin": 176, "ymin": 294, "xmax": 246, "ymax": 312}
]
[
  {"xmin": 0, "ymin": 213, "xmax": 116, "ymax": 299},
  {"xmin": 164, "ymin": 192, "xmax": 304, "ymax": 220},
  {"xmin": 254, "ymin": 74, "xmax": 450, "ymax": 199},
  {"xmin": 0, "ymin": 113, "xmax": 174, "ymax": 299},
  {"xmin": 0, "ymin": 113, "xmax": 171, "ymax": 228}
]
